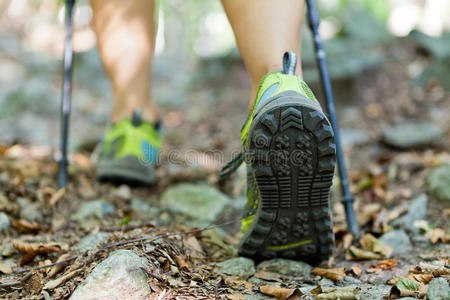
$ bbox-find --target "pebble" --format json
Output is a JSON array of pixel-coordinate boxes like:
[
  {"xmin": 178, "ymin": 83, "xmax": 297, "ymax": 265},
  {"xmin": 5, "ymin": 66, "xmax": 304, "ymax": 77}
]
[
  {"xmin": 0, "ymin": 212, "xmax": 10, "ymax": 231},
  {"xmin": 256, "ymin": 258, "xmax": 312, "ymax": 279},
  {"xmin": 130, "ymin": 198, "xmax": 160, "ymax": 216},
  {"xmin": 75, "ymin": 232, "xmax": 110, "ymax": 252},
  {"xmin": 161, "ymin": 184, "xmax": 230, "ymax": 221},
  {"xmin": 427, "ymin": 277, "xmax": 449, "ymax": 300},
  {"xmin": 391, "ymin": 194, "xmax": 427, "ymax": 232},
  {"xmin": 340, "ymin": 128, "xmax": 371, "ymax": 148},
  {"xmin": 382, "ymin": 121, "xmax": 444, "ymax": 149},
  {"xmin": 72, "ymin": 200, "xmax": 115, "ymax": 221},
  {"xmin": 379, "ymin": 230, "xmax": 412, "ymax": 255},
  {"xmin": 70, "ymin": 250, "xmax": 151, "ymax": 300},
  {"xmin": 426, "ymin": 164, "xmax": 450, "ymax": 202},
  {"xmin": 17, "ymin": 197, "xmax": 43, "ymax": 223},
  {"xmin": 217, "ymin": 257, "xmax": 255, "ymax": 278}
]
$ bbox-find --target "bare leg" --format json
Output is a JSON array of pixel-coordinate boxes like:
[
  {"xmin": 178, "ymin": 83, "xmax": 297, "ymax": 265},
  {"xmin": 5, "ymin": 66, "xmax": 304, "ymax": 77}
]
[
  {"xmin": 221, "ymin": 0, "xmax": 305, "ymax": 109},
  {"xmin": 90, "ymin": 0, "xmax": 158, "ymax": 123}
]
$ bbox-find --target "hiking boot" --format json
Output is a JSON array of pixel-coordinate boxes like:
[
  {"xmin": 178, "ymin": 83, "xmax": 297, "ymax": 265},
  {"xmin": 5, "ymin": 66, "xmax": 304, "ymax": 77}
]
[
  {"xmin": 222, "ymin": 52, "xmax": 336, "ymax": 262},
  {"xmin": 96, "ymin": 110, "xmax": 161, "ymax": 185}
]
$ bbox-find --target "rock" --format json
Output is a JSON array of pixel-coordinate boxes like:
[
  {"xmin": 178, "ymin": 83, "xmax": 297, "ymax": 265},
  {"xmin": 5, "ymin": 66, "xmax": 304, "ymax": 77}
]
[
  {"xmin": 161, "ymin": 184, "xmax": 230, "ymax": 221},
  {"xmin": 72, "ymin": 200, "xmax": 115, "ymax": 221},
  {"xmin": 70, "ymin": 250, "xmax": 151, "ymax": 300},
  {"xmin": 337, "ymin": 276, "xmax": 362, "ymax": 286},
  {"xmin": 17, "ymin": 197, "xmax": 43, "ymax": 223},
  {"xmin": 361, "ymin": 284, "xmax": 392, "ymax": 300},
  {"xmin": 379, "ymin": 230, "xmax": 412, "ymax": 255},
  {"xmin": 340, "ymin": 128, "xmax": 370, "ymax": 148},
  {"xmin": 382, "ymin": 121, "xmax": 444, "ymax": 149},
  {"xmin": 427, "ymin": 277, "xmax": 449, "ymax": 300},
  {"xmin": 114, "ymin": 185, "xmax": 131, "ymax": 199},
  {"xmin": 217, "ymin": 257, "xmax": 255, "ymax": 278},
  {"xmin": 130, "ymin": 198, "xmax": 160, "ymax": 216},
  {"xmin": 256, "ymin": 258, "xmax": 312, "ymax": 279},
  {"xmin": 75, "ymin": 232, "xmax": 110, "ymax": 252},
  {"xmin": 391, "ymin": 194, "xmax": 427, "ymax": 231},
  {"xmin": 427, "ymin": 164, "xmax": 450, "ymax": 202},
  {"xmin": 0, "ymin": 212, "xmax": 10, "ymax": 231}
]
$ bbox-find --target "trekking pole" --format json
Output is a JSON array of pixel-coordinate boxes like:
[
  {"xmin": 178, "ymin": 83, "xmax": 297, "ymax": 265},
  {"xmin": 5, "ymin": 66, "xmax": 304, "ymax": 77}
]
[
  {"xmin": 58, "ymin": 0, "xmax": 76, "ymax": 188},
  {"xmin": 305, "ymin": 0, "xmax": 360, "ymax": 237}
]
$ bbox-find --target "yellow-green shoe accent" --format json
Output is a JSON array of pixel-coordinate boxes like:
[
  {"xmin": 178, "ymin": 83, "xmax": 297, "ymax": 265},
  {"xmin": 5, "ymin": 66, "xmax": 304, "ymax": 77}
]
[{"xmin": 97, "ymin": 110, "xmax": 161, "ymax": 184}]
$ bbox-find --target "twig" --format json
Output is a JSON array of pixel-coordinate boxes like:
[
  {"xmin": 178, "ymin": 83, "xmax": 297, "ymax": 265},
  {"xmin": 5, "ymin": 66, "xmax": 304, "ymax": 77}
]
[
  {"xmin": 140, "ymin": 267, "xmax": 164, "ymax": 282},
  {"xmin": 14, "ymin": 218, "xmax": 241, "ymax": 275},
  {"xmin": 0, "ymin": 272, "xmax": 32, "ymax": 288},
  {"xmin": 101, "ymin": 222, "xmax": 156, "ymax": 232}
]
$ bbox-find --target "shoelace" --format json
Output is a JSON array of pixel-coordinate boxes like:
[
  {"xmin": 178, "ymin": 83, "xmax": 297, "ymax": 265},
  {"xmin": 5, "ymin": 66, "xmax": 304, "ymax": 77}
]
[{"xmin": 219, "ymin": 152, "xmax": 244, "ymax": 178}]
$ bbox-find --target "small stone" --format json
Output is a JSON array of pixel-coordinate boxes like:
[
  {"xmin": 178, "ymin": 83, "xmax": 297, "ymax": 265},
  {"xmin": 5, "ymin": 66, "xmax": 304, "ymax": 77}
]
[
  {"xmin": 426, "ymin": 164, "xmax": 450, "ymax": 202},
  {"xmin": 379, "ymin": 230, "xmax": 412, "ymax": 255},
  {"xmin": 256, "ymin": 258, "xmax": 312, "ymax": 279},
  {"xmin": 340, "ymin": 128, "xmax": 370, "ymax": 148},
  {"xmin": 0, "ymin": 212, "xmax": 10, "ymax": 231},
  {"xmin": 318, "ymin": 278, "xmax": 336, "ymax": 287},
  {"xmin": 161, "ymin": 184, "xmax": 230, "ymax": 221},
  {"xmin": 427, "ymin": 277, "xmax": 449, "ymax": 300},
  {"xmin": 130, "ymin": 199, "xmax": 160, "ymax": 216},
  {"xmin": 391, "ymin": 194, "xmax": 427, "ymax": 232},
  {"xmin": 115, "ymin": 185, "xmax": 131, "ymax": 199},
  {"xmin": 72, "ymin": 200, "xmax": 115, "ymax": 221},
  {"xmin": 70, "ymin": 250, "xmax": 151, "ymax": 300},
  {"xmin": 17, "ymin": 197, "xmax": 43, "ymax": 223},
  {"xmin": 217, "ymin": 257, "xmax": 255, "ymax": 278},
  {"xmin": 361, "ymin": 284, "xmax": 392, "ymax": 300},
  {"xmin": 168, "ymin": 278, "xmax": 184, "ymax": 287},
  {"xmin": 382, "ymin": 121, "xmax": 444, "ymax": 149},
  {"xmin": 75, "ymin": 232, "xmax": 110, "ymax": 252},
  {"xmin": 337, "ymin": 276, "xmax": 362, "ymax": 286}
]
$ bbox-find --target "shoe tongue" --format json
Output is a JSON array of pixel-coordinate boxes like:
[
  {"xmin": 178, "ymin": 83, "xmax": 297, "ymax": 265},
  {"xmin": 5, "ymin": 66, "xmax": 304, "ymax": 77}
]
[{"xmin": 132, "ymin": 109, "xmax": 142, "ymax": 127}]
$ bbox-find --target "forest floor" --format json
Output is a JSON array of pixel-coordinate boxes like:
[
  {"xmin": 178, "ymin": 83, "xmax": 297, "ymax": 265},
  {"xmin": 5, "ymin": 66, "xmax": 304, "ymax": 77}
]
[{"xmin": 0, "ymin": 37, "xmax": 449, "ymax": 299}]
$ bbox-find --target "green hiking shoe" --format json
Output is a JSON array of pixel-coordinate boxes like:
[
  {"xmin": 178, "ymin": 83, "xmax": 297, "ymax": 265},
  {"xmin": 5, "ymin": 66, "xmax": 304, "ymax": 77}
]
[
  {"xmin": 96, "ymin": 110, "xmax": 162, "ymax": 185},
  {"xmin": 221, "ymin": 52, "xmax": 336, "ymax": 262}
]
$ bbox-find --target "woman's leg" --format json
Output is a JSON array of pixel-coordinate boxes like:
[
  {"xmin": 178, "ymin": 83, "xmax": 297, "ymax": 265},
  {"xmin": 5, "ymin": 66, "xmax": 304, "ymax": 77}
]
[
  {"xmin": 90, "ymin": 0, "xmax": 159, "ymax": 123},
  {"xmin": 221, "ymin": 0, "xmax": 305, "ymax": 109}
]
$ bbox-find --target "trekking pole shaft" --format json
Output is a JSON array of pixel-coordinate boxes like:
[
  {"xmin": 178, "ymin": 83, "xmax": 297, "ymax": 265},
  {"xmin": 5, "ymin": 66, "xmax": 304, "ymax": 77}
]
[
  {"xmin": 305, "ymin": 0, "xmax": 359, "ymax": 237},
  {"xmin": 58, "ymin": 0, "xmax": 75, "ymax": 188}
]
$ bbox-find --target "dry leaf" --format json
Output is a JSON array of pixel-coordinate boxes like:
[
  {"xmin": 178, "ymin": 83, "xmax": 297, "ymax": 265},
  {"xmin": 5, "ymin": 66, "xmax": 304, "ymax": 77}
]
[
  {"xmin": 260, "ymin": 285, "xmax": 302, "ymax": 300},
  {"xmin": 175, "ymin": 255, "xmax": 190, "ymax": 271},
  {"xmin": 370, "ymin": 259, "xmax": 397, "ymax": 270},
  {"xmin": 389, "ymin": 274, "xmax": 434, "ymax": 285},
  {"xmin": 12, "ymin": 219, "xmax": 41, "ymax": 233},
  {"xmin": 312, "ymin": 267, "xmax": 346, "ymax": 281},
  {"xmin": 351, "ymin": 265, "xmax": 362, "ymax": 276},
  {"xmin": 343, "ymin": 233, "xmax": 354, "ymax": 250},
  {"xmin": 49, "ymin": 188, "xmax": 65, "ymax": 206},
  {"xmin": 360, "ymin": 233, "xmax": 392, "ymax": 258},
  {"xmin": 48, "ymin": 253, "xmax": 70, "ymax": 278},
  {"xmin": 348, "ymin": 246, "xmax": 384, "ymax": 260},
  {"xmin": 254, "ymin": 270, "xmax": 281, "ymax": 282},
  {"xmin": 430, "ymin": 228, "xmax": 450, "ymax": 243},
  {"xmin": 0, "ymin": 261, "xmax": 13, "ymax": 274},
  {"xmin": 44, "ymin": 269, "xmax": 82, "ymax": 290},
  {"xmin": 410, "ymin": 262, "xmax": 450, "ymax": 276},
  {"xmin": 315, "ymin": 286, "xmax": 360, "ymax": 300},
  {"xmin": 12, "ymin": 240, "xmax": 64, "ymax": 265},
  {"xmin": 224, "ymin": 276, "xmax": 253, "ymax": 291}
]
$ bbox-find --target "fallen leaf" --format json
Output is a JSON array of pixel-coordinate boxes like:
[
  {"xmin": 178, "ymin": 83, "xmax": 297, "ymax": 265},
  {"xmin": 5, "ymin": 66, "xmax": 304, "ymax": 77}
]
[
  {"xmin": 396, "ymin": 278, "xmax": 419, "ymax": 291},
  {"xmin": 342, "ymin": 233, "xmax": 354, "ymax": 250},
  {"xmin": 351, "ymin": 265, "xmax": 362, "ymax": 276},
  {"xmin": 254, "ymin": 270, "xmax": 281, "ymax": 282},
  {"xmin": 430, "ymin": 228, "xmax": 450, "ymax": 243},
  {"xmin": 312, "ymin": 267, "xmax": 346, "ymax": 281},
  {"xmin": 224, "ymin": 276, "xmax": 253, "ymax": 291},
  {"xmin": 360, "ymin": 233, "xmax": 392, "ymax": 258},
  {"xmin": 315, "ymin": 286, "xmax": 360, "ymax": 300},
  {"xmin": 348, "ymin": 246, "xmax": 384, "ymax": 260},
  {"xmin": 369, "ymin": 259, "xmax": 397, "ymax": 270},
  {"xmin": 12, "ymin": 219, "xmax": 42, "ymax": 233},
  {"xmin": 44, "ymin": 269, "xmax": 82, "ymax": 290},
  {"xmin": 389, "ymin": 274, "xmax": 434, "ymax": 285},
  {"xmin": 260, "ymin": 285, "xmax": 302, "ymax": 300},
  {"xmin": 410, "ymin": 262, "xmax": 450, "ymax": 276},
  {"xmin": 0, "ymin": 261, "xmax": 13, "ymax": 274},
  {"xmin": 174, "ymin": 255, "xmax": 190, "ymax": 271},
  {"xmin": 12, "ymin": 240, "xmax": 64, "ymax": 265},
  {"xmin": 227, "ymin": 294, "xmax": 247, "ymax": 300},
  {"xmin": 48, "ymin": 253, "xmax": 70, "ymax": 278}
]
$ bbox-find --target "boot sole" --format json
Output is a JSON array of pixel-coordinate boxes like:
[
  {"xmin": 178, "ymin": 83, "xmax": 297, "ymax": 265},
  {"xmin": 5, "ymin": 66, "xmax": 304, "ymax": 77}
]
[
  {"xmin": 238, "ymin": 91, "xmax": 336, "ymax": 262},
  {"xmin": 97, "ymin": 155, "xmax": 157, "ymax": 185}
]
